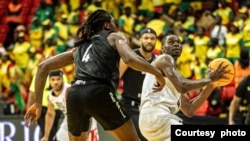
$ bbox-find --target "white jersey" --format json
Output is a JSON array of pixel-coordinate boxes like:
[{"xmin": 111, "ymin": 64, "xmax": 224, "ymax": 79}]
[
  {"xmin": 49, "ymin": 83, "xmax": 71, "ymax": 115},
  {"xmin": 48, "ymin": 83, "xmax": 99, "ymax": 141},
  {"xmin": 139, "ymin": 73, "xmax": 182, "ymax": 141},
  {"xmin": 140, "ymin": 73, "xmax": 181, "ymax": 114}
]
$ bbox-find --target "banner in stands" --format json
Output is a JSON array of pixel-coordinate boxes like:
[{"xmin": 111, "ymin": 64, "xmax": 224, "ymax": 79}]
[{"xmin": 0, "ymin": 116, "xmax": 40, "ymax": 141}]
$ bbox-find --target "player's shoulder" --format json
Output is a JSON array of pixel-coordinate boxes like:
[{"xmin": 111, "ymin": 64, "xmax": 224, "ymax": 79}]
[
  {"xmin": 155, "ymin": 54, "xmax": 172, "ymax": 61},
  {"xmin": 152, "ymin": 54, "xmax": 173, "ymax": 67},
  {"xmin": 108, "ymin": 32, "xmax": 123, "ymax": 39}
]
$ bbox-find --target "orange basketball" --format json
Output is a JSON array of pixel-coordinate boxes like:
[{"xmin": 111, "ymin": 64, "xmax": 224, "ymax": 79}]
[{"xmin": 208, "ymin": 58, "xmax": 235, "ymax": 87}]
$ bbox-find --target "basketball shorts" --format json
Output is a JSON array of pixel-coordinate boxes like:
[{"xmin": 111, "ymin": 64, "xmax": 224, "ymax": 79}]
[{"xmin": 66, "ymin": 82, "xmax": 130, "ymax": 136}]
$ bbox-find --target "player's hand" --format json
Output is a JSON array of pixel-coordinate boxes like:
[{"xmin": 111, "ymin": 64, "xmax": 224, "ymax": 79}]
[
  {"xmin": 24, "ymin": 103, "xmax": 42, "ymax": 127},
  {"xmin": 207, "ymin": 62, "xmax": 229, "ymax": 82},
  {"xmin": 153, "ymin": 72, "xmax": 165, "ymax": 92}
]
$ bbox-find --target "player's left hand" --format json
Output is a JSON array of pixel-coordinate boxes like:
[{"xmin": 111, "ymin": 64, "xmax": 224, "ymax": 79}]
[{"xmin": 24, "ymin": 103, "xmax": 42, "ymax": 127}]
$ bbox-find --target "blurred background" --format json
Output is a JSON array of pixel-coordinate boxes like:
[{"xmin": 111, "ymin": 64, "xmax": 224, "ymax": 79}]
[{"xmin": 1, "ymin": 0, "xmax": 250, "ymax": 140}]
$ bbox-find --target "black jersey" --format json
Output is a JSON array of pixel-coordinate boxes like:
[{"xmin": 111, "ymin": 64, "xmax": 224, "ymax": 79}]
[
  {"xmin": 73, "ymin": 30, "xmax": 120, "ymax": 90},
  {"xmin": 236, "ymin": 75, "xmax": 250, "ymax": 104},
  {"xmin": 121, "ymin": 49, "xmax": 156, "ymax": 102}
]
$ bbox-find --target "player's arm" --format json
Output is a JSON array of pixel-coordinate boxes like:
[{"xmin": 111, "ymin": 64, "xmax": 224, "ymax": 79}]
[
  {"xmin": 180, "ymin": 83, "xmax": 216, "ymax": 117},
  {"xmin": 24, "ymin": 49, "xmax": 74, "ymax": 126},
  {"xmin": 154, "ymin": 54, "xmax": 225, "ymax": 94},
  {"xmin": 228, "ymin": 95, "xmax": 241, "ymax": 125},
  {"xmin": 119, "ymin": 58, "xmax": 129, "ymax": 78},
  {"xmin": 108, "ymin": 32, "xmax": 165, "ymax": 92},
  {"xmin": 34, "ymin": 49, "xmax": 74, "ymax": 105},
  {"xmin": 41, "ymin": 97, "xmax": 56, "ymax": 141}
]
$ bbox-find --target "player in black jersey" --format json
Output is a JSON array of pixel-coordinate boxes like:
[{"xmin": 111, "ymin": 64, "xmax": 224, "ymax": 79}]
[
  {"xmin": 24, "ymin": 9, "xmax": 165, "ymax": 141},
  {"xmin": 119, "ymin": 28, "xmax": 157, "ymax": 141}
]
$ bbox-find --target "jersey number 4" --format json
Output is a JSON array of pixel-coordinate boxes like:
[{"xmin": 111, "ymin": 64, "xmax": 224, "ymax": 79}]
[{"xmin": 82, "ymin": 44, "xmax": 93, "ymax": 62}]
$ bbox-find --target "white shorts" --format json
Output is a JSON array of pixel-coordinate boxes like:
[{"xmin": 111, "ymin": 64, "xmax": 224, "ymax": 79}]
[
  {"xmin": 56, "ymin": 118, "xmax": 69, "ymax": 141},
  {"xmin": 139, "ymin": 107, "xmax": 182, "ymax": 141}
]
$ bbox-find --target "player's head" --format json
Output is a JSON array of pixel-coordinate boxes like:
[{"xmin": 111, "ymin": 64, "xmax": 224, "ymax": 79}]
[
  {"xmin": 49, "ymin": 70, "xmax": 64, "ymax": 92},
  {"xmin": 161, "ymin": 34, "xmax": 182, "ymax": 59},
  {"xmin": 139, "ymin": 28, "xmax": 157, "ymax": 52},
  {"xmin": 75, "ymin": 9, "xmax": 117, "ymax": 46}
]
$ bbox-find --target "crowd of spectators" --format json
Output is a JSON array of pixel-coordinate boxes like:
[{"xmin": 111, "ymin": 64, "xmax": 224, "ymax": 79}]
[{"xmin": 1, "ymin": 0, "xmax": 250, "ymax": 121}]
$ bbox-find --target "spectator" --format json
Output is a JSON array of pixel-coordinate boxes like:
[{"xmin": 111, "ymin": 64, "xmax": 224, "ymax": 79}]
[
  {"xmin": 118, "ymin": 6, "xmax": 136, "ymax": 40},
  {"xmin": 34, "ymin": 0, "xmax": 55, "ymax": 24},
  {"xmin": 210, "ymin": 15, "xmax": 228, "ymax": 46},
  {"xmin": 213, "ymin": 0, "xmax": 234, "ymax": 28},
  {"xmin": 54, "ymin": 14, "xmax": 70, "ymax": 54},
  {"xmin": 42, "ymin": 19, "xmax": 57, "ymax": 57},
  {"xmin": 224, "ymin": 23, "xmax": 244, "ymax": 64},
  {"xmin": 193, "ymin": 26, "xmax": 210, "ymax": 64},
  {"xmin": 5, "ymin": 0, "xmax": 23, "ymax": 47},
  {"xmin": 9, "ymin": 32, "xmax": 32, "ymax": 72},
  {"xmin": 234, "ymin": 48, "xmax": 250, "ymax": 88},
  {"xmin": 206, "ymin": 38, "xmax": 224, "ymax": 64},
  {"xmin": 29, "ymin": 17, "xmax": 43, "ymax": 53}
]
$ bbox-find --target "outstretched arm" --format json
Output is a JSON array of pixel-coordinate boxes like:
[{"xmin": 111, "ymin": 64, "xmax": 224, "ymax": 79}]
[
  {"xmin": 34, "ymin": 50, "xmax": 74, "ymax": 104},
  {"xmin": 109, "ymin": 32, "xmax": 165, "ymax": 92},
  {"xmin": 154, "ymin": 54, "xmax": 226, "ymax": 94},
  {"xmin": 24, "ymin": 50, "xmax": 74, "ymax": 126},
  {"xmin": 180, "ymin": 83, "xmax": 216, "ymax": 117}
]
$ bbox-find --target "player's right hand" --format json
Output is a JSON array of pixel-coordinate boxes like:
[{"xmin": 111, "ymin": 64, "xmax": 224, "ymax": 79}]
[
  {"xmin": 207, "ymin": 62, "xmax": 229, "ymax": 82},
  {"xmin": 24, "ymin": 103, "xmax": 42, "ymax": 127}
]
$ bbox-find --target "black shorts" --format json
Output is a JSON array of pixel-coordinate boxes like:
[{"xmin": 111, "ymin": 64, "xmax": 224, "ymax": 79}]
[{"xmin": 66, "ymin": 81, "xmax": 130, "ymax": 136}]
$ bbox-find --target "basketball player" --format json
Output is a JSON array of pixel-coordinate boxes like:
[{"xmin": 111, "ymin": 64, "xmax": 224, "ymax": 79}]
[
  {"xmin": 119, "ymin": 27, "xmax": 157, "ymax": 141},
  {"xmin": 139, "ymin": 34, "xmax": 229, "ymax": 141},
  {"xmin": 24, "ymin": 9, "xmax": 165, "ymax": 141},
  {"xmin": 229, "ymin": 75, "xmax": 250, "ymax": 125},
  {"xmin": 40, "ymin": 70, "xmax": 99, "ymax": 141}
]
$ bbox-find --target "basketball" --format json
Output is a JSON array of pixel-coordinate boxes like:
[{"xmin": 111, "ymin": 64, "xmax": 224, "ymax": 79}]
[{"xmin": 208, "ymin": 58, "xmax": 235, "ymax": 87}]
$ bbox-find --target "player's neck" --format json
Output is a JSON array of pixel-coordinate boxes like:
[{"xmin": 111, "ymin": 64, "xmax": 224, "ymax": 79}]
[
  {"xmin": 140, "ymin": 50, "xmax": 153, "ymax": 60},
  {"xmin": 53, "ymin": 89, "xmax": 63, "ymax": 97}
]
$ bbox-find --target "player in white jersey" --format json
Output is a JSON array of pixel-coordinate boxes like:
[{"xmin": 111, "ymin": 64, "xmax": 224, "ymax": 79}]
[
  {"xmin": 41, "ymin": 70, "xmax": 99, "ymax": 141},
  {"xmin": 139, "ymin": 34, "xmax": 229, "ymax": 141}
]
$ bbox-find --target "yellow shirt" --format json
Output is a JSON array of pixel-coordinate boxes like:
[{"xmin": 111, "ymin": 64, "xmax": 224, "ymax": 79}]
[
  {"xmin": 104, "ymin": 0, "xmax": 121, "ymax": 19},
  {"xmin": 243, "ymin": 21, "xmax": 250, "ymax": 47},
  {"xmin": 118, "ymin": 15, "xmax": 135, "ymax": 38},
  {"xmin": 29, "ymin": 27, "xmax": 43, "ymax": 49},
  {"xmin": 139, "ymin": 0, "xmax": 153, "ymax": 11},
  {"xmin": 12, "ymin": 41, "xmax": 31, "ymax": 69},
  {"xmin": 225, "ymin": 33, "xmax": 243, "ymax": 58},
  {"xmin": 194, "ymin": 36, "xmax": 210, "ymax": 63},
  {"xmin": 146, "ymin": 19, "xmax": 166, "ymax": 37},
  {"xmin": 69, "ymin": 0, "xmax": 80, "ymax": 11},
  {"xmin": 213, "ymin": 7, "xmax": 233, "ymax": 25},
  {"xmin": 55, "ymin": 21, "xmax": 69, "ymax": 45},
  {"xmin": 177, "ymin": 44, "xmax": 194, "ymax": 78}
]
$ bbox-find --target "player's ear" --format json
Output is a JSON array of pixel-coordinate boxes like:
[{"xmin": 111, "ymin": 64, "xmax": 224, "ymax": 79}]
[{"xmin": 104, "ymin": 22, "xmax": 110, "ymax": 30}]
